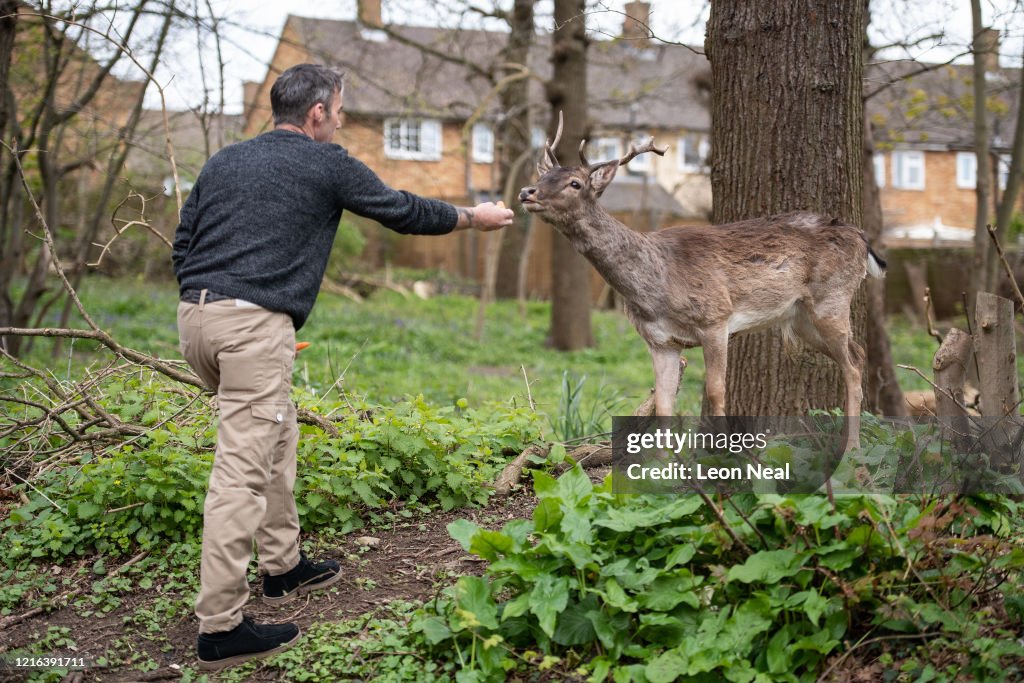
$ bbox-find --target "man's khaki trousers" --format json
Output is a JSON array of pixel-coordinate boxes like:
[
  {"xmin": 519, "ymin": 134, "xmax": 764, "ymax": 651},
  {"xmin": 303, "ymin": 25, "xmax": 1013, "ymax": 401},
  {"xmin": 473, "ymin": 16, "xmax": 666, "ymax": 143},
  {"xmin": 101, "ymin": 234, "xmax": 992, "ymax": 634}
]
[{"xmin": 178, "ymin": 294, "xmax": 302, "ymax": 634}]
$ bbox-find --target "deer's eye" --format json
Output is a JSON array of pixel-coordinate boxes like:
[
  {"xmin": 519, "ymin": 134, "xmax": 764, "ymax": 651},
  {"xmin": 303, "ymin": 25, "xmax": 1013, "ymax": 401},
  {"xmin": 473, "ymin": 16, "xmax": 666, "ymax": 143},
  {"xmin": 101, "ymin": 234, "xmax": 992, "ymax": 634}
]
[{"xmin": 569, "ymin": 180, "xmax": 582, "ymax": 189}]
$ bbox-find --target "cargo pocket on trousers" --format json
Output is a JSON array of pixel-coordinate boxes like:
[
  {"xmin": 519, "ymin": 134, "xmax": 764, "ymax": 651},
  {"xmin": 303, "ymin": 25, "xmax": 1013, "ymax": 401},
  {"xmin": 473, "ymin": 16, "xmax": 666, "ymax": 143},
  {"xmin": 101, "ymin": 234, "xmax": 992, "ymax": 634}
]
[
  {"xmin": 251, "ymin": 402, "xmax": 289, "ymax": 426},
  {"xmin": 219, "ymin": 347, "xmax": 272, "ymax": 397}
]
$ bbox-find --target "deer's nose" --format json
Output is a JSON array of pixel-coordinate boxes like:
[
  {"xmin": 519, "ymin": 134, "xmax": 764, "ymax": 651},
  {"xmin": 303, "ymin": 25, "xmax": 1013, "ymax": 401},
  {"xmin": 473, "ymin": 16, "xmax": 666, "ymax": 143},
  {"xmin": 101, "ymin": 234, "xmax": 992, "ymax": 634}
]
[{"xmin": 518, "ymin": 187, "xmax": 536, "ymax": 202}]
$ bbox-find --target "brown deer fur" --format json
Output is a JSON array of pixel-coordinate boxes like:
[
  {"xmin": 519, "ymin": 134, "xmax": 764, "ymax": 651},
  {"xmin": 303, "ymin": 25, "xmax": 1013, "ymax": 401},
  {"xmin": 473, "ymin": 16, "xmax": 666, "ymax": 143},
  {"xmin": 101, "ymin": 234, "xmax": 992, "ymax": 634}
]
[{"xmin": 519, "ymin": 127, "xmax": 886, "ymax": 451}]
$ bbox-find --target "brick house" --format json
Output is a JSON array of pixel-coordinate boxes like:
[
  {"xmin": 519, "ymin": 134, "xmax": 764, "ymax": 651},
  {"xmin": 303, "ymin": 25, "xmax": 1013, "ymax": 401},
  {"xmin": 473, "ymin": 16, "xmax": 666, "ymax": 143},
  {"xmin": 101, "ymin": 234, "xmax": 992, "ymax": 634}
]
[
  {"xmin": 869, "ymin": 35, "xmax": 1024, "ymax": 246},
  {"xmin": 242, "ymin": 1, "xmax": 1022, "ymax": 293},
  {"xmin": 241, "ymin": 1, "xmax": 711, "ymax": 298}
]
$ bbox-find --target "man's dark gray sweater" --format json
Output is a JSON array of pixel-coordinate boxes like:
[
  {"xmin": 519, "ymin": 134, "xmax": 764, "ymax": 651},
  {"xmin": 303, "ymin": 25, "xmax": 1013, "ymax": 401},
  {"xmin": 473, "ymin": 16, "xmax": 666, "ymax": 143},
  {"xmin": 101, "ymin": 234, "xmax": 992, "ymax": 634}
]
[{"xmin": 172, "ymin": 129, "xmax": 458, "ymax": 329}]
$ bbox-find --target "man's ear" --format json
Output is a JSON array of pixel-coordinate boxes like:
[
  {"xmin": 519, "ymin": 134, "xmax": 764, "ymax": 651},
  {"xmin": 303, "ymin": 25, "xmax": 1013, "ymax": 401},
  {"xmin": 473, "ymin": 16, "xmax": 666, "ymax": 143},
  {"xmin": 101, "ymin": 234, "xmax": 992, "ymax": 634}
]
[
  {"xmin": 310, "ymin": 102, "xmax": 324, "ymax": 123},
  {"xmin": 590, "ymin": 161, "xmax": 620, "ymax": 195}
]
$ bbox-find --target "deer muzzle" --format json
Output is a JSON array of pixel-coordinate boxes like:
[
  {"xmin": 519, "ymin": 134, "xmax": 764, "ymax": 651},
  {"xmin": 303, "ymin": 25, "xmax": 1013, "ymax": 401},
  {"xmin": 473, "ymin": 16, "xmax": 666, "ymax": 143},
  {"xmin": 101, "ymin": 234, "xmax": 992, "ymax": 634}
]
[{"xmin": 518, "ymin": 186, "xmax": 540, "ymax": 210}]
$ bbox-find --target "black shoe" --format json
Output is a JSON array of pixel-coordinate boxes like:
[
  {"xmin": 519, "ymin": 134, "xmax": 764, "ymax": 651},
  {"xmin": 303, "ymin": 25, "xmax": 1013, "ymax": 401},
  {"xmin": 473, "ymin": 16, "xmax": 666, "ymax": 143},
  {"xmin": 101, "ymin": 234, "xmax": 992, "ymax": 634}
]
[
  {"xmin": 263, "ymin": 552, "xmax": 342, "ymax": 605},
  {"xmin": 197, "ymin": 616, "xmax": 300, "ymax": 671}
]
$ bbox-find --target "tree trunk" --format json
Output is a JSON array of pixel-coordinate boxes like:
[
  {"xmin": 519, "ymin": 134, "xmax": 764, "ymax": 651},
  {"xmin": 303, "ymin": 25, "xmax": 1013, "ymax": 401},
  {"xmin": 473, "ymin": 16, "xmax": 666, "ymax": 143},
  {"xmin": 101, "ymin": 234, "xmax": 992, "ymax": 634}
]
[
  {"xmin": 990, "ymin": 39, "xmax": 1024, "ymax": 295},
  {"xmin": 0, "ymin": 0, "xmax": 18, "ymax": 348},
  {"xmin": 546, "ymin": 0, "xmax": 593, "ymax": 350},
  {"xmin": 969, "ymin": 1, "xmax": 994, "ymax": 305},
  {"xmin": 863, "ymin": 117, "xmax": 906, "ymax": 415},
  {"xmin": 495, "ymin": 0, "xmax": 535, "ymax": 300},
  {"xmin": 706, "ymin": 0, "xmax": 865, "ymax": 415}
]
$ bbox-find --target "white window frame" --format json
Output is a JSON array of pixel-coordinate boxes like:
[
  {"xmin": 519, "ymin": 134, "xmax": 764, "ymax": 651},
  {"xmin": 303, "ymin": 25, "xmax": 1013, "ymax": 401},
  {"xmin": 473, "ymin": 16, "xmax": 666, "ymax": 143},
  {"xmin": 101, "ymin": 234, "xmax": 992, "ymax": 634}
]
[
  {"xmin": 471, "ymin": 123, "xmax": 494, "ymax": 163},
  {"xmin": 383, "ymin": 118, "xmax": 442, "ymax": 161},
  {"xmin": 892, "ymin": 150, "xmax": 925, "ymax": 190},
  {"xmin": 998, "ymin": 153, "xmax": 1011, "ymax": 190},
  {"xmin": 873, "ymin": 153, "xmax": 886, "ymax": 188},
  {"xmin": 531, "ymin": 127, "xmax": 546, "ymax": 150},
  {"xmin": 677, "ymin": 134, "xmax": 709, "ymax": 173},
  {"xmin": 956, "ymin": 152, "xmax": 977, "ymax": 189},
  {"xmin": 589, "ymin": 137, "xmax": 622, "ymax": 165},
  {"xmin": 625, "ymin": 132, "xmax": 653, "ymax": 174}
]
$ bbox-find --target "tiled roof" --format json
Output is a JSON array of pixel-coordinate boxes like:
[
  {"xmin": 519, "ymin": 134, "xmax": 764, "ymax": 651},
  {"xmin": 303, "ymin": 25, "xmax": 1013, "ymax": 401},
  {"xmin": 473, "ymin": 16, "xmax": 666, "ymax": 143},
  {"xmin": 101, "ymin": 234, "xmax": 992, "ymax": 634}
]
[
  {"xmin": 285, "ymin": 15, "xmax": 710, "ymax": 132},
  {"xmin": 278, "ymin": 16, "xmax": 1020, "ymax": 152},
  {"xmin": 868, "ymin": 59, "xmax": 1022, "ymax": 152}
]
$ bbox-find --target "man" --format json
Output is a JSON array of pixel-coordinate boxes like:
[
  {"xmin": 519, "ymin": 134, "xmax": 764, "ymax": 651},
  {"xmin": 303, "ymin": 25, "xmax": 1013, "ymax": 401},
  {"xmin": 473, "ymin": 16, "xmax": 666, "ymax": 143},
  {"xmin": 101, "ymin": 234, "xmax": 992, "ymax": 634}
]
[{"xmin": 172, "ymin": 63, "xmax": 513, "ymax": 671}]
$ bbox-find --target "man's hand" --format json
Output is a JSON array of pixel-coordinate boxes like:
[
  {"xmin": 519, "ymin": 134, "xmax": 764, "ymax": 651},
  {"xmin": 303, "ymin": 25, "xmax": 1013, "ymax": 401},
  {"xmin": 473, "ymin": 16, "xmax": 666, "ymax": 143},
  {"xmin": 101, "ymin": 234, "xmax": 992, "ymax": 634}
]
[{"xmin": 455, "ymin": 201, "xmax": 515, "ymax": 232}]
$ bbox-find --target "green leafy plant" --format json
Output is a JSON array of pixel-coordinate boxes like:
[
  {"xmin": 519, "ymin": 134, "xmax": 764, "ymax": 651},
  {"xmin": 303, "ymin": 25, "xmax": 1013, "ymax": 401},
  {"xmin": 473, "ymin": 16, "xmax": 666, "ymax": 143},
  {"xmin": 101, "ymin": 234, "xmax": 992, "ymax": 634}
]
[{"xmin": 412, "ymin": 466, "xmax": 1024, "ymax": 682}]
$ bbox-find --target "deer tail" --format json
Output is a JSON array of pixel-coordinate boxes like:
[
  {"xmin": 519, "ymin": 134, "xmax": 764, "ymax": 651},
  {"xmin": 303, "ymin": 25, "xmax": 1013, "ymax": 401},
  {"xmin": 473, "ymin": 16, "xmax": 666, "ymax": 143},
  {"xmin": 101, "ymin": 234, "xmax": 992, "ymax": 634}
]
[{"xmin": 866, "ymin": 245, "xmax": 887, "ymax": 279}]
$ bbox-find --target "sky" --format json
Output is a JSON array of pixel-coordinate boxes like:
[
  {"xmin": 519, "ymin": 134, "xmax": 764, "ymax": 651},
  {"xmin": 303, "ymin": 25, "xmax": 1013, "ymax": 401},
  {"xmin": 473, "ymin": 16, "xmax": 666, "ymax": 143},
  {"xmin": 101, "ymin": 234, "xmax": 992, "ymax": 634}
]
[{"xmin": 131, "ymin": 0, "xmax": 1024, "ymax": 113}]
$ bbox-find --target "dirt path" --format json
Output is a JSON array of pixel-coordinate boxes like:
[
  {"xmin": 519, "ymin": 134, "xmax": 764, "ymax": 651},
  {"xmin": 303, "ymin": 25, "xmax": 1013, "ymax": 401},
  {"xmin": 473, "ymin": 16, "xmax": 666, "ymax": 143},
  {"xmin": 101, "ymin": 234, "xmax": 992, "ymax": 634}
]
[{"xmin": 0, "ymin": 489, "xmax": 539, "ymax": 682}]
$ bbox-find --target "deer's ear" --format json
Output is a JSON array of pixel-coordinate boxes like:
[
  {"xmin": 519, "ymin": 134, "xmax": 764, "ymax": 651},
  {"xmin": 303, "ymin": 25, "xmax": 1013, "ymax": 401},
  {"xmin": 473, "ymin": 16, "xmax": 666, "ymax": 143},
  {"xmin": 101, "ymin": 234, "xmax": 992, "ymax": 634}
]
[{"xmin": 589, "ymin": 161, "xmax": 620, "ymax": 195}]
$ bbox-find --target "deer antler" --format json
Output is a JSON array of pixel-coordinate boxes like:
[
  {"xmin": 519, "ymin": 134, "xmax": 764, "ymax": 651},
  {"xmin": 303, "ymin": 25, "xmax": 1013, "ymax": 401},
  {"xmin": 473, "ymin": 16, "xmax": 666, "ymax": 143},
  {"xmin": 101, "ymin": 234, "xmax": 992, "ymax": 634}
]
[
  {"xmin": 617, "ymin": 137, "xmax": 668, "ymax": 166},
  {"xmin": 537, "ymin": 111, "xmax": 564, "ymax": 176},
  {"xmin": 578, "ymin": 139, "xmax": 590, "ymax": 167}
]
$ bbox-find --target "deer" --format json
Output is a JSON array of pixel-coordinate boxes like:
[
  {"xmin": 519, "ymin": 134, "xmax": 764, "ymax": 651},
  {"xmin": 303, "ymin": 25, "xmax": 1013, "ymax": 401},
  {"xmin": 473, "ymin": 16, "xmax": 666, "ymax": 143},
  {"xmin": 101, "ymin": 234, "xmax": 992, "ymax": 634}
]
[{"xmin": 518, "ymin": 115, "xmax": 886, "ymax": 452}]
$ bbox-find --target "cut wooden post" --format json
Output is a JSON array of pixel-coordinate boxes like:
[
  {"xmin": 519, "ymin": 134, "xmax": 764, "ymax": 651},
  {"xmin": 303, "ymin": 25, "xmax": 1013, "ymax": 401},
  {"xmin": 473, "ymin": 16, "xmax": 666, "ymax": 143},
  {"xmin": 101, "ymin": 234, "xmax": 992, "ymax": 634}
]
[
  {"xmin": 974, "ymin": 292, "xmax": 1021, "ymax": 471},
  {"xmin": 975, "ymin": 292, "xmax": 1020, "ymax": 418},
  {"xmin": 932, "ymin": 328, "xmax": 972, "ymax": 453}
]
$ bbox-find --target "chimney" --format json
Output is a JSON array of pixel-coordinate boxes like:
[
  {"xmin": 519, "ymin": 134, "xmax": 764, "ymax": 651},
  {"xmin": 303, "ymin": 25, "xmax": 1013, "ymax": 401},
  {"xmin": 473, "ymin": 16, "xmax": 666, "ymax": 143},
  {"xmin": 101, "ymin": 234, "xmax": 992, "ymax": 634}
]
[
  {"xmin": 976, "ymin": 27, "xmax": 1000, "ymax": 73},
  {"xmin": 358, "ymin": 0, "xmax": 382, "ymax": 27},
  {"xmin": 622, "ymin": 1, "xmax": 650, "ymax": 48}
]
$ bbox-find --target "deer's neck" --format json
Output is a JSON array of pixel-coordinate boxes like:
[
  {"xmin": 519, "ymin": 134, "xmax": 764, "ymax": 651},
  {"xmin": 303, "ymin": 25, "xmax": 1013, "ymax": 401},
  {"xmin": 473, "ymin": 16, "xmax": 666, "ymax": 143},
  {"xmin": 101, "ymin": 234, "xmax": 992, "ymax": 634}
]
[{"xmin": 558, "ymin": 205, "xmax": 666, "ymax": 303}]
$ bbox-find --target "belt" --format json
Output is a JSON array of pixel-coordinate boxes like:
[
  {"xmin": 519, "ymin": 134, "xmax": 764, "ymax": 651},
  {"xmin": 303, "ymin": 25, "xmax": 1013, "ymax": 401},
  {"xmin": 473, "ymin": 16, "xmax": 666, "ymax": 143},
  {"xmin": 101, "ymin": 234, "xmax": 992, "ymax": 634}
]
[{"xmin": 180, "ymin": 289, "xmax": 234, "ymax": 304}]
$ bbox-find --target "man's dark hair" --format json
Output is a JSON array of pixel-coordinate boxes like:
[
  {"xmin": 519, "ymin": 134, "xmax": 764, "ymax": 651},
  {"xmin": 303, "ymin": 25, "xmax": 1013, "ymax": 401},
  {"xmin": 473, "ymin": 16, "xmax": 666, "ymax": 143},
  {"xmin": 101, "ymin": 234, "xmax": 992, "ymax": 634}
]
[{"xmin": 270, "ymin": 64, "xmax": 346, "ymax": 127}]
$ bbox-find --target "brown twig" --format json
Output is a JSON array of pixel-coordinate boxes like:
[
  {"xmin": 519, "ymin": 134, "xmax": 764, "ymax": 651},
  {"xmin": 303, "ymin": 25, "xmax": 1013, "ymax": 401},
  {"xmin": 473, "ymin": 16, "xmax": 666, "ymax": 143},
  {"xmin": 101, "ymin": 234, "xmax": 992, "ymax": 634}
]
[
  {"xmin": 923, "ymin": 287, "xmax": 943, "ymax": 344},
  {"xmin": 696, "ymin": 490, "xmax": 752, "ymax": 556},
  {"xmin": 0, "ymin": 326, "xmax": 201, "ymax": 387},
  {"xmin": 986, "ymin": 224, "xmax": 1024, "ymax": 308}
]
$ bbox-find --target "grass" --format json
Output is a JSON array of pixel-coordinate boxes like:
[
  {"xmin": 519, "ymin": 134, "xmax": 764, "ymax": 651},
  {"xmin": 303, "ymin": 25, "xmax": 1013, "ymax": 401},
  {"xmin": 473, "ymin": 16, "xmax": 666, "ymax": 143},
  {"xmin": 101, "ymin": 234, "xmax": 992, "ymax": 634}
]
[
  {"xmin": 30, "ymin": 276, "xmax": 705, "ymax": 427},
  {"xmin": 18, "ymin": 275, "xmax": 974, "ymax": 423}
]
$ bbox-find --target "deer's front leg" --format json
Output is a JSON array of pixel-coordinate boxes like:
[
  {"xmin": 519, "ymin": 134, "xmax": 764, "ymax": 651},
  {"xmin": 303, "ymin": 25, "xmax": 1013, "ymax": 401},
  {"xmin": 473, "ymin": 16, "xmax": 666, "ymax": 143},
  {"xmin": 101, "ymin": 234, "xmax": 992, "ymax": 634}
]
[
  {"xmin": 650, "ymin": 347, "xmax": 682, "ymax": 416},
  {"xmin": 701, "ymin": 325, "xmax": 730, "ymax": 416}
]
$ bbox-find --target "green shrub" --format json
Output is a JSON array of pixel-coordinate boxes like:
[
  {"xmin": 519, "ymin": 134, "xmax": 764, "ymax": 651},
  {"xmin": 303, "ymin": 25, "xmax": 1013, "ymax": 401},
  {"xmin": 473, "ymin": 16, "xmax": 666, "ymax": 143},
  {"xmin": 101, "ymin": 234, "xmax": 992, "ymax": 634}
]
[
  {"xmin": 413, "ymin": 467, "xmax": 1024, "ymax": 682},
  {"xmin": 0, "ymin": 383, "xmax": 539, "ymax": 568}
]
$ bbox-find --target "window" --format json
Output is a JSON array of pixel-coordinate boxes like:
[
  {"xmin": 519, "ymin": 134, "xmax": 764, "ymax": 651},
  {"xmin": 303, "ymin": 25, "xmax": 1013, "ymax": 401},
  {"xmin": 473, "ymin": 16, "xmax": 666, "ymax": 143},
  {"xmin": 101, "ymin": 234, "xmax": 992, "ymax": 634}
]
[
  {"xmin": 384, "ymin": 118, "xmax": 442, "ymax": 161},
  {"xmin": 956, "ymin": 152, "xmax": 976, "ymax": 189},
  {"xmin": 892, "ymin": 150, "xmax": 925, "ymax": 190},
  {"xmin": 873, "ymin": 153, "xmax": 886, "ymax": 188},
  {"xmin": 531, "ymin": 127, "xmax": 546, "ymax": 150},
  {"xmin": 678, "ymin": 133, "xmax": 709, "ymax": 173},
  {"xmin": 999, "ymin": 153, "xmax": 1011, "ymax": 190},
  {"xmin": 625, "ymin": 132, "xmax": 653, "ymax": 174},
  {"xmin": 471, "ymin": 123, "xmax": 494, "ymax": 163},
  {"xmin": 589, "ymin": 137, "xmax": 622, "ymax": 164}
]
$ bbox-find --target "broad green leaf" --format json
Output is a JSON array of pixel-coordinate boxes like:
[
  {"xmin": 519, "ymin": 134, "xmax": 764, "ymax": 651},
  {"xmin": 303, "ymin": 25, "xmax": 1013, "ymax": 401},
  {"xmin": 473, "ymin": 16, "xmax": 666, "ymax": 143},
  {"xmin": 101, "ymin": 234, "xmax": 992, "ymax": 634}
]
[
  {"xmin": 469, "ymin": 529, "xmax": 514, "ymax": 561},
  {"xmin": 665, "ymin": 544, "xmax": 696, "ymax": 570},
  {"xmin": 417, "ymin": 616, "xmax": 452, "ymax": 644},
  {"xmin": 637, "ymin": 575, "xmax": 700, "ymax": 611},
  {"xmin": 552, "ymin": 596, "xmax": 598, "ymax": 646},
  {"xmin": 77, "ymin": 502, "xmax": 102, "ymax": 519},
  {"xmin": 557, "ymin": 465, "xmax": 593, "ymax": 506},
  {"xmin": 447, "ymin": 519, "xmax": 480, "ymax": 552},
  {"xmin": 727, "ymin": 549, "xmax": 803, "ymax": 584},
  {"xmin": 532, "ymin": 470, "xmax": 559, "ymax": 499},
  {"xmin": 533, "ymin": 497, "xmax": 563, "ymax": 533},
  {"xmin": 560, "ymin": 507, "xmax": 593, "ymax": 544},
  {"xmin": 501, "ymin": 593, "xmax": 531, "ymax": 620},
  {"xmin": 766, "ymin": 625, "xmax": 792, "ymax": 674},
  {"xmin": 454, "ymin": 575, "xmax": 498, "ymax": 630},
  {"xmin": 602, "ymin": 578, "xmax": 638, "ymax": 612},
  {"xmin": 645, "ymin": 648, "xmax": 688, "ymax": 683},
  {"xmin": 530, "ymin": 573, "xmax": 570, "ymax": 638}
]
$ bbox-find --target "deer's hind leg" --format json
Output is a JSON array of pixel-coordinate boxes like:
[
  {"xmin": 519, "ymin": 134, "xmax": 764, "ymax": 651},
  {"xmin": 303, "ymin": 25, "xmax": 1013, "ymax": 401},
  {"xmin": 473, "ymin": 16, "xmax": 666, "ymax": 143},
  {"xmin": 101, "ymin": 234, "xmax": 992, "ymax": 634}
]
[
  {"xmin": 802, "ymin": 302, "xmax": 864, "ymax": 451},
  {"xmin": 699, "ymin": 324, "xmax": 730, "ymax": 416}
]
